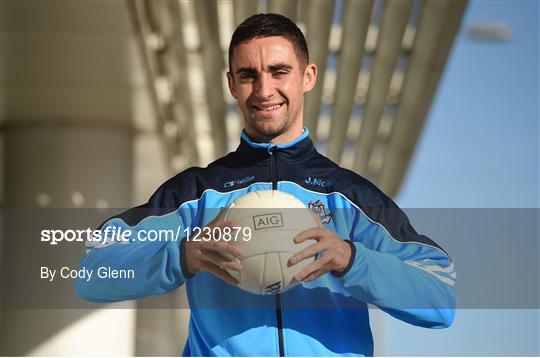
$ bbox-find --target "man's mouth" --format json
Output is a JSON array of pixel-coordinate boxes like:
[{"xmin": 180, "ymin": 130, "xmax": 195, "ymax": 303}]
[{"xmin": 252, "ymin": 103, "xmax": 285, "ymax": 112}]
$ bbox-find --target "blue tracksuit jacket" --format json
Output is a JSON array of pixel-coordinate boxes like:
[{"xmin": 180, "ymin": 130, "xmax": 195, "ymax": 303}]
[{"xmin": 76, "ymin": 129, "xmax": 456, "ymax": 356}]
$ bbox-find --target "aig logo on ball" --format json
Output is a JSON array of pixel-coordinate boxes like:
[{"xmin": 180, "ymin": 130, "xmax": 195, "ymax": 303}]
[{"xmin": 252, "ymin": 213, "xmax": 284, "ymax": 230}]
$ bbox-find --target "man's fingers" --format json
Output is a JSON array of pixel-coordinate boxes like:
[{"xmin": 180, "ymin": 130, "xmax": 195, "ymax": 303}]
[
  {"xmin": 302, "ymin": 267, "xmax": 329, "ymax": 282},
  {"xmin": 204, "ymin": 240, "xmax": 243, "ymax": 259},
  {"xmin": 209, "ymin": 220, "xmax": 240, "ymax": 230},
  {"xmin": 195, "ymin": 220, "xmax": 239, "ymax": 240},
  {"xmin": 293, "ymin": 227, "xmax": 324, "ymax": 244},
  {"xmin": 313, "ymin": 212, "xmax": 324, "ymax": 228},
  {"xmin": 201, "ymin": 250, "xmax": 243, "ymax": 272},
  {"xmin": 288, "ymin": 243, "xmax": 320, "ymax": 266},
  {"xmin": 203, "ymin": 262, "xmax": 239, "ymax": 286},
  {"xmin": 295, "ymin": 253, "xmax": 334, "ymax": 281},
  {"xmin": 288, "ymin": 239, "xmax": 331, "ymax": 266}
]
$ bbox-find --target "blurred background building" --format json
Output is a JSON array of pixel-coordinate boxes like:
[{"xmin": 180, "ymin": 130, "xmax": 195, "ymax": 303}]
[{"xmin": 1, "ymin": 0, "xmax": 538, "ymax": 356}]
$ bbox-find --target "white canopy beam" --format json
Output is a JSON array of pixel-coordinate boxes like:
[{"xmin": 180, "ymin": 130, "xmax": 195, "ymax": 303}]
[
  {"xmin": 378, "ymin": 0, "xmax": 468, "ymax": 196},
  {"xmin": 352, "ymin": 0, "xmax": 413, "ymax": 175},
  {"xmin": 193, "ymin": 0, "xmax": 228, "ymax": 157},
  {"xmin": 303, "ymin": 0, "xmax": 335, "ymax": 142},
  {"xmin": 326, "ymin": 0, "xmax": 373, "ymax": 162}
]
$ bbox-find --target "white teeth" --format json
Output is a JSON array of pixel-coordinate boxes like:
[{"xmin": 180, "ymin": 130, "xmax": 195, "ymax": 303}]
[{"xmin": 258, "ymin": 104, "xmax": 282, "ymax": 111}]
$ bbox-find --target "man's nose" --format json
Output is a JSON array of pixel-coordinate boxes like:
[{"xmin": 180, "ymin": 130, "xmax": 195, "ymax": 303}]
[{"xmin": 253, "ymin": 73, "xmax": 274, "ymax": 99}]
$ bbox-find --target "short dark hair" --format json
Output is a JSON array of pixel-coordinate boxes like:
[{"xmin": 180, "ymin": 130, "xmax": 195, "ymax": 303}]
[{"xmin": 228, "ymin": 13, "xmax": 309, "ymax": 71}]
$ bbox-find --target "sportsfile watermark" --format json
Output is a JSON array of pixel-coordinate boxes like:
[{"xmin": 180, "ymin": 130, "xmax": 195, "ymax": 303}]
[
  {"xmin": 40, "ymin": 225, "xmax": 253, "ymax": 246},
  {"xmin": 0, "ymin": 208, "xmax": 538, "ymax": 309}
]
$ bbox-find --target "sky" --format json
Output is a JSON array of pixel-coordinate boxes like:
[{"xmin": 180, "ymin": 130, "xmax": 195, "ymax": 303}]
[
  {"xmin": 396, "ymin": 0, "xmax": 539, "ymax": 209},
  {"xmin": 385, "ymin": 1, "xmax": 539, "ymax": 355}
]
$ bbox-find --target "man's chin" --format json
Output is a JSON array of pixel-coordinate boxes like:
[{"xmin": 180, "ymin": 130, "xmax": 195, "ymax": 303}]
[{"xmin": 250, "ymin": 121, "xmax": 289, "ymax": 141}]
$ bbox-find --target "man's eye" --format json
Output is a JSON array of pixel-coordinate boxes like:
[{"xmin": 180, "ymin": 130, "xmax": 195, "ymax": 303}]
[
  {"xmin": 273, "ymin": 71, "xmax": 288, "ymax": 77},
  {"xmin": 240, "ymin": 74, "xmax": 255, "ymax": 80}
]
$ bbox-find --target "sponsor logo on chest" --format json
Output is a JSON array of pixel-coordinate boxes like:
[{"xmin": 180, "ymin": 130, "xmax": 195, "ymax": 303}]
[{"xmin": 305, "ymin": 177, "xmax": 334, "ymax": 189}]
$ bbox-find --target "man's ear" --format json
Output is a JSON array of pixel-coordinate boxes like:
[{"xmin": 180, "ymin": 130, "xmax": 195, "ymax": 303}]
[
  {"xmin": 303, "ymin": 63, "xmax": 317, "ymax": 93},
  {"xmin": 226, "ymin": 71, "xmax": 237, "ymax": 99}
]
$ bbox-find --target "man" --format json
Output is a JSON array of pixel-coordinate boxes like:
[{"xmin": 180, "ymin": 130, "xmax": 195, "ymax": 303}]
[{"xmin": 77, "ymin": 13, "xmax": 455, "ymax": 356}]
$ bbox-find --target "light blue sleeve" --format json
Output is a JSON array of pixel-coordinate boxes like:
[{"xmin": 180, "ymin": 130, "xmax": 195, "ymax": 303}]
[
  {"xmin": 75, "ymin": 208, "xmax": 192, "ymax": 303},
  {"xmin": 75, "ymin": 175, "xmax": 198, "ymax": 303},
  {"xmin": 336, "ymin": 241, "xmax": 455, "ymax": 328},
  {"xmin": 334, "ymin": 209, "xmax": 456, "ymax": 328},
  {"xmin": 76, "ymin": 236, "xmax": 187, "ymax": 303}
]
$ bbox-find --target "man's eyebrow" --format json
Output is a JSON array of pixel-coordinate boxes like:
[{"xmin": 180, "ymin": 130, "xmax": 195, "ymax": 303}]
[
  {"xmin": 236, "ymin": 67, "xmax": 257, "ymax": 76},
  {"xmin": 235, "ymin": 63, "xmax": 293, "ymax": 75},
  {"xmin": 268, "ymin": 63, "xmax": 293, "ymax": 72}
]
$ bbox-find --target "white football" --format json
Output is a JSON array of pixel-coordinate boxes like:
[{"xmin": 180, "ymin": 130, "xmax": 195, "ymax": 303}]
[{"xmin": 220, "ymin": 190, "xmax": 318, "ymax": 295}]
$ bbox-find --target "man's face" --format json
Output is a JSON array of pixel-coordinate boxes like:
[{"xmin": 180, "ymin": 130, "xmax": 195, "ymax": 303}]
[{"xmin": 227, "ymin": 36, "xmax": 316, "ymax": 142}]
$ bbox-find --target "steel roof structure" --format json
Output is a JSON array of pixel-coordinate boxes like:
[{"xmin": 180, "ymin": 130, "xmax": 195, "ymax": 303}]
[{"xmin": 129, "ymin": 0, "xmax": 467, "ymax": 197}]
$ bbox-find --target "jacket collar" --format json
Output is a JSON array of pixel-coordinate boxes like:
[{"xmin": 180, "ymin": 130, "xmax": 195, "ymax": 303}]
[{"xmin": 235, "ymin": 128, "xmax": 316, "ymax": 162}]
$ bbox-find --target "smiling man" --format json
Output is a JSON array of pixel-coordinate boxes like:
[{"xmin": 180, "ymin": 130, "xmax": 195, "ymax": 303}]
[
  {"xmin": 226, "ymin": 31, "xmax": 315, "ymax": 144},
  {"xmin": 77, "ymin": 13, "xmax": 456, "ymax": 356}
]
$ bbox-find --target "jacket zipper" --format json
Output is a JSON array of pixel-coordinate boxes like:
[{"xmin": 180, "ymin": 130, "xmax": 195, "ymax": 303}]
[
  {"xmin": 268, "ymin": 146, "xmax": 284, "ymax": 357},
  {"xmin": 268, "ymin": 145, "xmax": 278, "ymax": 191}
]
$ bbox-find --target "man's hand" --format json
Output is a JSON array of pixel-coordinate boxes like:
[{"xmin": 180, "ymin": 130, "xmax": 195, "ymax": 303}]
[
  {"xmin": 184, "ymin": 220, "xmax": 243, "ymax": 286},
  {"xmin": 289, "ymin": 216, "xmax": 352, "ymax": 282}
]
